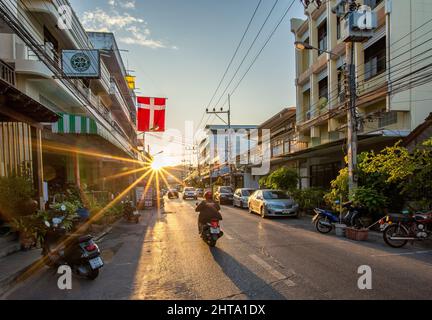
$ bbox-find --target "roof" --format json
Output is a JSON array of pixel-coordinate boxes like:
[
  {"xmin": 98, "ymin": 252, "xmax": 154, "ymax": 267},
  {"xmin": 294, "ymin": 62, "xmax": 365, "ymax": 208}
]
[
  {"xmin": 403, "ymin": 113, "xmax": 432, "ymax": 147},
  {"xmin": 258, "ymin": 107, "xmax": 296, "ymax": 129}
]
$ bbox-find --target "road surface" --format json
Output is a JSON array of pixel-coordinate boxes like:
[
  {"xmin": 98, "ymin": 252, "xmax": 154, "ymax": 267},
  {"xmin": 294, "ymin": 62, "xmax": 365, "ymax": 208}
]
[{"xmin": 3, "ymin": 197, "xmax": 432, "ymax": 299}]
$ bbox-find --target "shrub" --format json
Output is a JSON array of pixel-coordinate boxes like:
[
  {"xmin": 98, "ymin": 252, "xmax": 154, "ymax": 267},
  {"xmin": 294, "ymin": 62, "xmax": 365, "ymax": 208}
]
[
  {"xmin": 291, "ymin": 187, "xmax": 326, "ymax": 213},
  {"xmin": 0, "ymin": 175, "xmax": 34, "ymax": 219},
  {"xmin": 351, "ymin": 186, "xmax": 387, "ymax": 214},
  {"xmin": 265, "ymin": 167, "xmax": 298, "ymax": 191}
]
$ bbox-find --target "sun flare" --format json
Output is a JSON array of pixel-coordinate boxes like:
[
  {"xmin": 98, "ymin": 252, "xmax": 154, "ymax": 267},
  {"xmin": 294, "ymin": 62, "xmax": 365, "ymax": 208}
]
[{"xmin": 151, "ymin": 159, "xmax": 164, "ymax": 171}]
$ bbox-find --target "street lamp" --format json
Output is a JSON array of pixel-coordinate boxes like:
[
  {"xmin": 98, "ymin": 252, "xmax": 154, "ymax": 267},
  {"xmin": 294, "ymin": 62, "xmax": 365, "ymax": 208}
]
[{"xmin": 294, "ymin": 41, "xmax": 341, "ymax": 59}]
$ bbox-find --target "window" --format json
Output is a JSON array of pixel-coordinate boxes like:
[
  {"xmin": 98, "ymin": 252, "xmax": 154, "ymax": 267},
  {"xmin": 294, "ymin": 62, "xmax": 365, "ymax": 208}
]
[
  {"xmin": 318, "ymin": 20, "xmax": 327, "ymax": 54},
  {"xmin": 336, "ymin": 17, "xmax": 341, "ymax": 40},
  {"xmin": 318, "ymin": 77, "xmax": 328, "ymax": 101},
  {"xmin": 364, "ymin": 37, "xmax": 386, "ymax": 80},
  {"xmin": 337, "ymin": 67, "xmax": 345, "ymax": 96},
  {"xmin": 263, "ymin": 191, "xmax": 290, "ymax": 200},
  {"xmin": 379, "ymin": 111, "xmax": 398, "ymax": 127},
  {"xmin": 272, "ymin": 140, "xmax": 283, "ymax": 157},
  {"xmin": 364, "ymin": 0, "xmax": 383, "ymax": 9},
  {"xmin": 310, "ymin": 162, "xmax": 341, "ymax": 188}
]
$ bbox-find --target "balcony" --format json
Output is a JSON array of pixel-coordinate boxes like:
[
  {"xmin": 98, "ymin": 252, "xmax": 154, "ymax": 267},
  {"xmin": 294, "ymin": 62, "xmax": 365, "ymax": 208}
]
[
  {"xmin": 110, "ymin": 78, "xmax": 132, "ymax": 123},
  {"xmin": 0, "ymin": 59, "xmax": 15, "ymax": 86}
]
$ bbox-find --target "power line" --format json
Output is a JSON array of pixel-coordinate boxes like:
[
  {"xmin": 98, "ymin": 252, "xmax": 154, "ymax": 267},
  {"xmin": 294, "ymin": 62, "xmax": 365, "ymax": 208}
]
[
  {"xmin": 205, "ymin": 0, "xmax": 263, "ymax": 111},
  {"xmin": 212, "ymin": 0, "xmax": 281, "ymax": 110}
]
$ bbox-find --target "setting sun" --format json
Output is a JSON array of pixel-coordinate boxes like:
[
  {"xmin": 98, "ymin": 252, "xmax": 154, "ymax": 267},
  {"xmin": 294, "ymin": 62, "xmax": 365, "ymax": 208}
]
[{"xmin": 150, "ymin": 159, "xmax": 164, "ymax": 171}]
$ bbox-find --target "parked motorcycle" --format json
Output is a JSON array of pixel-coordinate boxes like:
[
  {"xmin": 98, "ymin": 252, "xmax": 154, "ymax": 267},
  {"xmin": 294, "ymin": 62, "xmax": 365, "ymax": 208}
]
[
  {"xmin": 200, "ymin": 219, "xmax": 223, "ymax": 247},
  {"xmin": 312, "ymin": 201, "xmax": 369, "ymax": 234},
  {"xmin": 42, "ymin": 208, "xmax": 103, "ymax": 280},
  {"xmin": 380, "ymin": 210, "xmax": 432, "ymax": 248},
  {"xmin": 122, "ymin": 200, "xmax": 140, "ymax": 223}
]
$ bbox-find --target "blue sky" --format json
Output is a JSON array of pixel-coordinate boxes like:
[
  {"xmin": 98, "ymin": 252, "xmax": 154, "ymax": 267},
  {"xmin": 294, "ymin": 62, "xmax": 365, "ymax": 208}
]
[{"xmin": 70, "ymin": 0, "xmax": 306, "ymax": 163}]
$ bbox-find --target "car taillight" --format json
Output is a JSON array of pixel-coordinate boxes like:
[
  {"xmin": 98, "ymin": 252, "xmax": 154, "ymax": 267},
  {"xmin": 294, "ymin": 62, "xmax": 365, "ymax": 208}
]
[
  {"xmin": 85, "ymin": 244, "xmax": 97, "ymax": 251},
  {"xmin": 210, "ymin": 220, "xmax": 219, "ymax": 228}
]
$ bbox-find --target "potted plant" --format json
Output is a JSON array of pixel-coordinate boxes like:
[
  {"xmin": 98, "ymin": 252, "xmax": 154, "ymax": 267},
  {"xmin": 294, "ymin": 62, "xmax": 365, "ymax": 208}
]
[{"xmin": 9, "ymin": 215, "xmax": 41, "ymax": 249}]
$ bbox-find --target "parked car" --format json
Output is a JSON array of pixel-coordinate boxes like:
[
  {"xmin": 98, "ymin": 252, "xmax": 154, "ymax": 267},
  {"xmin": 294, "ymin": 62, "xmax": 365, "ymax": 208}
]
[
  {"xmin": 167, "ymin": 189, "xmax": 179, "ymax": 199},
  {"xmin": 183, "ymin": 187, "xmax": 197, "ymax": 200},
  {"xmin": 248, "ymin": 189, "xmax": 298, "ymax": 218},
  {"xmin": 214, "ymin": 186, "xmax": 234, "ymax": 205},
  {"xmin": 196, "ymin": 188, "xmax": 204, "ymax": 198},
  {"xmin": 233, "ymin": 188, "xmax": 256, "ymax": 208}
]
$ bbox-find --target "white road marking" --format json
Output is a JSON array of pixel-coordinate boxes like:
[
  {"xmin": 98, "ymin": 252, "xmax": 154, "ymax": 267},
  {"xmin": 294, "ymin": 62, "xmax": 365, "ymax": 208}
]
[
  {"xmin": 371, "ymin": 250, "xmax": 432, "ymax": 257},
  {"xmin": 249, "ymin": 254, "xmax": 296, "ymax": 287},
  {"xmin": 224, "ymin": 233, "xmax": 233, "ymax": 240}
]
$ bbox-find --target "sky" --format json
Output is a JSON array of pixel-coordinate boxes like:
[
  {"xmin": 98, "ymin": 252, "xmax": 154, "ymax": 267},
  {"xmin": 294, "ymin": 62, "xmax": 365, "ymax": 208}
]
[{"xmin": 69, "ymin": 0, "xmax": 306, "ymax": 166}]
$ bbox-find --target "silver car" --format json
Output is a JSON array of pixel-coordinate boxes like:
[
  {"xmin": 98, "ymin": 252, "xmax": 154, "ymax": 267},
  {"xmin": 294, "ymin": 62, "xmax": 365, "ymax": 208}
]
[
  {"xmin": 233, "ymin": 188, "xmax": 256, "ymax": 208},
  {"xmin": 248, "ymin": 189, "xmax": 299, "ymax": 218}
]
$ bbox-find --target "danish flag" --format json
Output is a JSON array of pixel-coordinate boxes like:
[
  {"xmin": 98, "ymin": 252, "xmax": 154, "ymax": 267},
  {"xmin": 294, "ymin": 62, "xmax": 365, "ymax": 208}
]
[{"xmin": 136, "ymin": 96, "xmax": 166, "ymax": 132}]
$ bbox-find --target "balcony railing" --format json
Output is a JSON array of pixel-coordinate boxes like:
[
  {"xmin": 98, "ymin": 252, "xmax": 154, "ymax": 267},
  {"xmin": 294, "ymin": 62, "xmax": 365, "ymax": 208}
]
[{"xmin": 0, "ymin": 59, "xmax": 15, "ymax": 86}]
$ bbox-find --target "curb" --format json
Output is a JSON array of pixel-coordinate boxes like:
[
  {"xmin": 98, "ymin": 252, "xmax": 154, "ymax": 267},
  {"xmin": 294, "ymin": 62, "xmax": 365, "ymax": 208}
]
[{"xmin": 0, "ymin": 221, "xmax": 117, "ymax": 299}]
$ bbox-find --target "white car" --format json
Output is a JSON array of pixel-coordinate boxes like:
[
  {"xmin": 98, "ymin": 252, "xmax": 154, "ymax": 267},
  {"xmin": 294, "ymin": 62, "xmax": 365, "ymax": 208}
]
[{"xmin": 182, "ymin": 187, "xmax": 197, "ymax": 200}]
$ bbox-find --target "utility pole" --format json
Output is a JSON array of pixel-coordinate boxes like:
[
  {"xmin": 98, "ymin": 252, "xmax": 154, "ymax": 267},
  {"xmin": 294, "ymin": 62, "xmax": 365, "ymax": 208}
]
[
  {"xmin": 345, "ymin": 0, "xmax": 358, "ymax": 195},
  {"xmin": 206, "ymin": 94, "xmax": 232, "ymax": 187}
]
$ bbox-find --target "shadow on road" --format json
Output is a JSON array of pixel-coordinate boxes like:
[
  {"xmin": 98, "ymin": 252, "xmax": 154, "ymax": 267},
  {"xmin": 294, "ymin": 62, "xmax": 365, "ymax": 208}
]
[{"xmin": 210, "ymin": 247, "xmax": 286, "ymax": 300}]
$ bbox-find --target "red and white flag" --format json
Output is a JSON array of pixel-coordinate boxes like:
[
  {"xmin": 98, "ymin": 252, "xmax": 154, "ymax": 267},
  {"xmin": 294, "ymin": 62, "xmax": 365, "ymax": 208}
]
[{"xmin": 136, "ymin": 96, "xmax": 166, "ymax": 132}]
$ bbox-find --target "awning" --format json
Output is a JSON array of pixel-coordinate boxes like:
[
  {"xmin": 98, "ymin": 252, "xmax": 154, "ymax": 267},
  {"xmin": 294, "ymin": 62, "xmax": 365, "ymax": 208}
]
[
  {"xmin": 52, "ymin": 113, "xmax": 98, "ymax": 134},
  {"xmin": 0, "ymin": 79, "xmax": 59, "ymax": 123}
]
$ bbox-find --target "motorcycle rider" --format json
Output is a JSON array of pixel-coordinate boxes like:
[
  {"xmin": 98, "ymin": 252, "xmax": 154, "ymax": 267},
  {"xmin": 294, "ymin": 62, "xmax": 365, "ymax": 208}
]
[{"xmin": 195, "ymin": 191, "xmax": 222, "ymax": 235}]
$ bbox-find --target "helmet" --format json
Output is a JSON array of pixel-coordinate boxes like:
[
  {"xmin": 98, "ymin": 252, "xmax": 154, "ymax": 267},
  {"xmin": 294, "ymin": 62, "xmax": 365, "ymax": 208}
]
[{"xmin": 204, "ymin": 191, "xmax": 213, "ymax": 200}]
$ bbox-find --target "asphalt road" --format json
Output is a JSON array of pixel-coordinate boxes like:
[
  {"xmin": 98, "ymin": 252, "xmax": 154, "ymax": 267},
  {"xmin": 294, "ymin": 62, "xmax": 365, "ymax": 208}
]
[{"xmin": 3, "ymin": 198, "xmax": 432, "ymax": 300}]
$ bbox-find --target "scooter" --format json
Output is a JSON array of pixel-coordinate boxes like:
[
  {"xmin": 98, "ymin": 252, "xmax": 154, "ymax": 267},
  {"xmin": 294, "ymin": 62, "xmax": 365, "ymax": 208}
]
[
  {"xmin": 42, "ymin": 207, "xmax": 103, "ymax": 280},
  {"xmin": 122, "ymin": 200, "xmax": 140, "ymax": 223},
  {"xmin": 312, "ymin": 201, "xmax": 369, "ymax": 234},
  {"xmin": 200, "ymin": 219, "xmax": 223, "ymax": 247}
]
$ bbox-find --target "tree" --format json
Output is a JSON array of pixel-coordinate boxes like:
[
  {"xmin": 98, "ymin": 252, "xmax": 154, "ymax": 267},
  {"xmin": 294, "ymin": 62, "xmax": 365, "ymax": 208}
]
[{"xmin": 265, "ymin": 167, "xmax": 298, "ymax": 191}]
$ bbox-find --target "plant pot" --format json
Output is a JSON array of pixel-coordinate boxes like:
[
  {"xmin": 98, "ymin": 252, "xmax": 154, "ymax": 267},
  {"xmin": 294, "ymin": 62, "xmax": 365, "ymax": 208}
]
[
  {"xmin": 19, "ymin": 232, "xmax": 35, "ymax": 250},
  {"xmin": 335, "ymin": 223, "xmax": 347, "ymax": 237},
  {"xmin": 346, "ymin": 227, "xmax": 369, "ymax": 241}
]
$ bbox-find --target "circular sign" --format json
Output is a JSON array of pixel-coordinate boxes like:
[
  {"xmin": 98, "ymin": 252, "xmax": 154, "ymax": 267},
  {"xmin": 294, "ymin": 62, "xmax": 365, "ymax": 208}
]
[{"xmin": 70, "ymin": 52, "xmax": 91, "ymax": 72}]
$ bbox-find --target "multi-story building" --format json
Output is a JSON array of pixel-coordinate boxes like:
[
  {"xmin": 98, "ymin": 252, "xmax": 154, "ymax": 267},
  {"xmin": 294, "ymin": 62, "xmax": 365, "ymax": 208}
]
[
  {"xmin": 290, "ymin": 0, "xmax": 432, "ymax": 189},
  {"xmin": 0, "ymin": 0, "xmax": 144, "ymax": 207},
  {"xmin": 198, "ymin": 124, "xmax": 257, "ymax": 188}
]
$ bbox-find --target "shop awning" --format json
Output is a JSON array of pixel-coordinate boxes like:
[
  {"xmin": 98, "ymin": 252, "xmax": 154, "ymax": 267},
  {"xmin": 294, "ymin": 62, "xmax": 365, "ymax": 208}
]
[{"xmin": 52, "ymin": 113, "xmax": 98, "ymax": 134}]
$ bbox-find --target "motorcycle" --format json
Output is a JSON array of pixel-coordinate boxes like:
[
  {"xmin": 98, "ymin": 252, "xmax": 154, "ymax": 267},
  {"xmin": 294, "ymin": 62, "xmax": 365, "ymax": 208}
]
[
  {"xmin": 380, "ymin": 210, "xmax": 432, "ymax": 248},
  {"xmin": 200, "ymin": 219, "xmax": 223, "ymax": 247},
  {"xmin": 312, "ymin": 201, "xmax": 369, "ymax": 234},
  {"xmin": 42, "ymin": 208, "xmax": 103, "ymax": 280},
  {"xmin": 122, "ymin": 200, "xmax": 140, "ymax": 223}
]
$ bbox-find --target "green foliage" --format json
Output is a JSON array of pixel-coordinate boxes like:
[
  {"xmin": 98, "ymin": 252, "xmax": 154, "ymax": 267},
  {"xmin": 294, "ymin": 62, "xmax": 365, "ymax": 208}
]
[
  {"xmin": 265, "ymin": 167, "xmax": 298, "ymax": 191},
  {"xmin": 258, "ymin": 176, "xmax": 268, "ymax": 188},
  {"xmin": 324, "ymin": 167, "xmax": 349, "ymax": 211},
  {"xmin": 291, "ymin": 187, "xmax": 326, "ymax": 212},
  {"xmin": 360, "ymin": 141, "xmax": 415, "ymax": 184},
  {"xmin": 351, "ymin": 187, "xmax": 387, "ymax": 213},
  {"xmin": 0, "ymin": 175, "xmax": 34, "ymax": 219}
]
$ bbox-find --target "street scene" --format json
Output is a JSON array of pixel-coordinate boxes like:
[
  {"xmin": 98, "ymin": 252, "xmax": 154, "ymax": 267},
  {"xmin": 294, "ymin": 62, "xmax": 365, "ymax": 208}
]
[{"xmin": 0, "ymin": 0, "xmax": 432, "ymax": 302}]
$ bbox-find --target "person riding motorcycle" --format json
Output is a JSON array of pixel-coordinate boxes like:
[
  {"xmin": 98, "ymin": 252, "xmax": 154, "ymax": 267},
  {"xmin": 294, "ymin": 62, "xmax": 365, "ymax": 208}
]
[{"xmin": 195, "ymin": 191, "xmax": 222, "ymax": 234}]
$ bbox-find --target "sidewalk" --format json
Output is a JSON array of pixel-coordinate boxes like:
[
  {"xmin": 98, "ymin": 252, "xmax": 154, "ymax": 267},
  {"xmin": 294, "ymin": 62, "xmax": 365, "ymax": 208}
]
[
  {"xmin": 0, "ymin": 221, "xmax": 119, "ymax": 298},
  {"xmin": 293, "ymin": 213, "xmax": 431, "ymax": 249}
]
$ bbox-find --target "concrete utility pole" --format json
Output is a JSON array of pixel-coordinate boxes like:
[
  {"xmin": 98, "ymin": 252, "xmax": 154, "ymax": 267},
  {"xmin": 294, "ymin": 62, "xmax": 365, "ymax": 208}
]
[
  {"xmin": 206, "ymin": 95, "xmax": 232, "ymax": 187},
  {"xmin": 345, "ymin": 0, "xmax": 358, "ymax": 195}
]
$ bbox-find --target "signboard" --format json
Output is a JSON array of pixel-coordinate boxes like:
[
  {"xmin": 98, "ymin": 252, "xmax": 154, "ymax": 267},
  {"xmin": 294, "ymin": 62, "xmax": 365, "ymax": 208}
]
[
  {"xmin": 62, "ymin": 49, "xmax": 101, "ymax": 78},
  {"xmin": 135, "ymin": 186, "xmax": 153, "ymax": 209}
]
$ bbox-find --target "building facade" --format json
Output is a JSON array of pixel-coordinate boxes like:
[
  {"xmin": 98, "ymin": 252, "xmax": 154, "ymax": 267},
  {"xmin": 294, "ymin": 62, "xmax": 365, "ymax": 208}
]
[
  {"xmin": 198, "ymin": 124, "xmax": 258, "ymax": 188},
  {"xmin": 0, "ymin": 0, "xmax": 144, "ymax": 208},
  {"xmin": 290, "ymin": 0, "xmax": 432, "ymax": 189}
]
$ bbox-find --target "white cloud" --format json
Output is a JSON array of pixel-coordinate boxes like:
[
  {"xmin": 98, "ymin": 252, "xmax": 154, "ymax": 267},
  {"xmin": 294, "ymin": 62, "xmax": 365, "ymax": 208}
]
[
  {"xmin": 81, "ymin": 7, "xmax": 175, "ymax": 49},
  {"xmin": 108, "ymin": 0, "xmax": 136, "ymax": 9}
]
